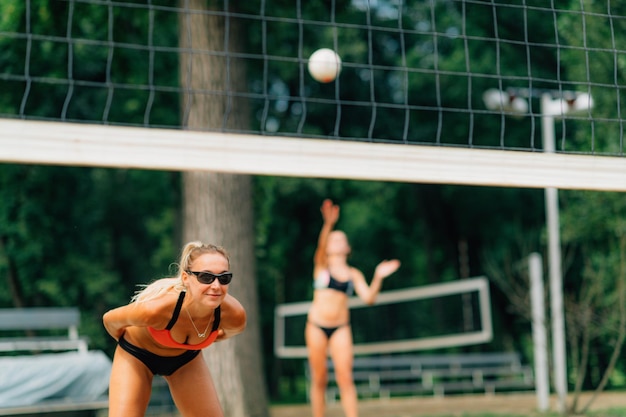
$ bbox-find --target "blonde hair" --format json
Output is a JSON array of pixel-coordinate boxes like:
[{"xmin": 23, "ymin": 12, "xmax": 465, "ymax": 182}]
[{"xmin": 131, "ymin": 241, "xmax": 230, "ymax": 303}]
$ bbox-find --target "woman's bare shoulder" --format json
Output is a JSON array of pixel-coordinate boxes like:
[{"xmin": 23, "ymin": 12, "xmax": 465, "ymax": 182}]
[
  {"xmin": 132, "ymin": 290, "xmax": 181, "ymax": 328},
  {"xmin": 349, "ymin": 266, "xmax": 365, "ymax": 279},
  {"xmin": 220, "ymin": 294, "xmax": 246, "ymax": 326}
]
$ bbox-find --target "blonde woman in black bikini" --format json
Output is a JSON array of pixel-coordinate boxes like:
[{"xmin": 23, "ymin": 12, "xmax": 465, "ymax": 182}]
[
  {"xmin": 103, "ymin": 242, "xmax": 246, "ymax": 417},
  {"xmin": 306, "ymin": 199, "xmax": 400, "ymax": 417}
]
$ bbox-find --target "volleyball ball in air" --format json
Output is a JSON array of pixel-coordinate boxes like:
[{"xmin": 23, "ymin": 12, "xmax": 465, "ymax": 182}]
[{"xmin": 307, "ymin": 48, "xmax": 342, "ymax": 83}]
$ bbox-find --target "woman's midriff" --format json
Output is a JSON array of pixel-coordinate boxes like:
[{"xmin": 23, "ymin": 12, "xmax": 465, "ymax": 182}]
[{"xmin": 308, "ymin": 289, "xmax": 350, "ymax": 326}]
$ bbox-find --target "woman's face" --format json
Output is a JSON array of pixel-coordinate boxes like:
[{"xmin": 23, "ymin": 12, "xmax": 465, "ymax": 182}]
[
  {"xmin": 183, "ymin": 252, "xmax": 230, "ymax": 308},
  {"xmin": 327, "ymin": 230, "xmax": 351, "ymax": 256}
]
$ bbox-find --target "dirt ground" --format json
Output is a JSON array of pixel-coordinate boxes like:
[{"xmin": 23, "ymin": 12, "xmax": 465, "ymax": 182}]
[{"xmin": 269, "ymin": 391, "xmax": 626, "ymax": 417}]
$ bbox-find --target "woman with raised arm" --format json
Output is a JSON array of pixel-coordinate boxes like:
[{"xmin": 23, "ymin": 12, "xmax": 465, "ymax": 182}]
[
  {"xmin": 306, "ymin": 199, "xmax": 401, "ymax": 417},
  {"xmin": 103, "ymin": 241, "xmax": 246, "ymax": 417}
]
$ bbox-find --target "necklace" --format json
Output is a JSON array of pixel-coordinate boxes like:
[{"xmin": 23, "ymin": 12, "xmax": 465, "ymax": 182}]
[{"xmin": 185, "ymin": 308, "xmax": 211, "ymax": 338}]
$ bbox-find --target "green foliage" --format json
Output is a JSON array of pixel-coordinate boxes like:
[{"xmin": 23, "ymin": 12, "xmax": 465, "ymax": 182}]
[
  {"xmin": 0, "ymin": 165, "xmax": 180, "ymax": 355},
  {"xmin": 554, "ymin": 1, "xmax": 626, "ymax": 155},
  {"xmin": 0, "ymin": 0, "xmax": 180, "ymax": 125}
]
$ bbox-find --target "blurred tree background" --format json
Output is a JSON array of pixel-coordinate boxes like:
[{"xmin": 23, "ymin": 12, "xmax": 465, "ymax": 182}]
[{"xmin": 0, "ymin": 0, "xmax": 625, "ymax": 406}]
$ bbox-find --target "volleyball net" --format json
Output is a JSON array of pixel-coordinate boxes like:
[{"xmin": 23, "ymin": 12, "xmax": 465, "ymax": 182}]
[
  {"xmin": 274, "ymin": 277, "xmax": 492, "ymax": 358},
  {"xmin": 0, "ymin": 1, "xmax": 624, "ymax": 191}
]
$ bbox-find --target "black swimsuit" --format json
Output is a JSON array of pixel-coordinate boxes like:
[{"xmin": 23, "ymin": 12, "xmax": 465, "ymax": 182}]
[
  {"xmin": 118, "ymin": 335, "xmax": 201, "ymax": 376},
  {"xmin": 309, "ymin": 272, "xmax": 352, "ymax": 340},
  {"xmin": 118, "ymin": 293, "xmax": 220, "ymax": 376},
  {"xmin": 312, "ymin": 323, "xmax": 348, "ymax": 339},
  {"xmin": 313, "ymin": 272, "xmax": 354, "ymax": 296}
]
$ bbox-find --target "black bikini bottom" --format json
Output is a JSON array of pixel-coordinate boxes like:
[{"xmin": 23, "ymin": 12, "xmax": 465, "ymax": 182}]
[
  {"xmin": 308, "ymin": 321, "xmax": 349, "ymax": 340},
  {"xmin": 118, "ymin": 335, "xmax": 201, "ymax": 376}
]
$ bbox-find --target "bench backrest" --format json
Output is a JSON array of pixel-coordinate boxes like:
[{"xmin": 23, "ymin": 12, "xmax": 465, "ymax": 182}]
[
  {"xmin": 0, "ymin": 308, "xmax": 80, "ymax": 331},
  {"xmin": 327, "ymin": 352, "xmax": 522, "ymax": 372},
  {"xmin": 0, "ymin": 307, "xmax": 82, "ymax": 344},
  {"xmin": 412, "ymin": 352, "xmax": 522, "ymax": 368}
]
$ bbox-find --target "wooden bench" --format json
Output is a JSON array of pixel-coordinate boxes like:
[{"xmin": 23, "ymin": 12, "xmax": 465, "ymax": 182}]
[
  {"xmin": 308, "ymin": 352, "xmax": 534, "ymax": 402},
  {"xmin": 0, "ymin": 308, "xmax": 109, "ymax": 417},
  {"xmin": 0, "ymin": 308, "xmax": 90, "ymax": 354}
]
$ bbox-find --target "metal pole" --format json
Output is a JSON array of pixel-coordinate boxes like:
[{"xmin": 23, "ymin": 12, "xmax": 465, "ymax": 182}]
[
  {"xmin": 529, "ymin": 252, "xmax": 550, "ymax": 412},
  {"xmin": 541, "ymin": 93, "xmax": 568, "ymax": 412}
]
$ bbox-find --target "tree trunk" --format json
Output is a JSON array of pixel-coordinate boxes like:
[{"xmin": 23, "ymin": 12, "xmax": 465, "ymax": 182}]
[{"xmin": 179, "ymin": 1, "xmax": 269, "ymax": 416}]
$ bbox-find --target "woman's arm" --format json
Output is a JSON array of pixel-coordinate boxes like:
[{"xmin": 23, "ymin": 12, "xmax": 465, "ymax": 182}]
[
  {"xmin": 313, "ymin": 199, "xmax": 340, "ymax": 270},
  {"xmin": 102, "ymin": 296, "xmax": 172, "ymax": 341},
  {"xmin": 103, "ymin": 304, "xmax": 143, "ymax": 341},
  {"xmin": 215, "ymin": 294, "xmax": 247, "ymax": 341},
  {"xmin": 352, "ymin": 259, "xmax": 401, "ymax": 305}
]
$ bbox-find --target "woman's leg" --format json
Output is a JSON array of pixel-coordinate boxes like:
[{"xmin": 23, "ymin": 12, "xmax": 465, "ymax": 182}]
[
  {"xmin": 328, "ymin": 326, "xmax": 358, "ymax": 417},
  {"xmin": 108, "ymin": 346, "xmax": 154, "ymax": 417},
  {"xmin": 165, "ymin": 353, "xmax": 223, "ymax": 417},
  {"xmin": 305, "ymin": 322, "xmax": 330, "ymax": 417}
]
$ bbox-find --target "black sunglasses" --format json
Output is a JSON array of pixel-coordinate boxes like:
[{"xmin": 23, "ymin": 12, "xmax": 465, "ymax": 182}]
[{"xmin": 186, "ymin": 270, "xmax": 233, "ymax": 285}]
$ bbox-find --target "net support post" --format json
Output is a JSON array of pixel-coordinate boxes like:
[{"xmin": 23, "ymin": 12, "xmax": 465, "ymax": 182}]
[
  {"xmin": 529, "ymin": 252, "xmax": 550, "ymax": 412},
  {"xmin": 541, "ymin": 93, "xmax": 568, "ymax": 413}
]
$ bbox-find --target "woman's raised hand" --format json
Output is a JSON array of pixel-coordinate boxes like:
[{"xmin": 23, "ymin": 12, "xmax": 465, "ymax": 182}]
[
  {"xmin": 374, "ymin": 259, "xmax": 401, "ymax": 280},
  {"xmin": 320, "ymin": 198, "xmax": 340, "ymax": 225}
]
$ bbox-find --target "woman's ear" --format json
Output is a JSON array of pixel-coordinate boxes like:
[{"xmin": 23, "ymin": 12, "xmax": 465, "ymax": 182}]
[{"xmin": 181, "ymin": 270, "xmax": 190, "ymax": 286}]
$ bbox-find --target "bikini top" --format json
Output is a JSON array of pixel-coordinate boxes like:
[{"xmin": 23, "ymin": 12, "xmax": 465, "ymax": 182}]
[
  {"xmin": 148, "ymin": 291, "xmax": 221, "ymax": 350},
  {"xmin": 313, "ymin": 270, "xmax": 354, "ymax": 296}
]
